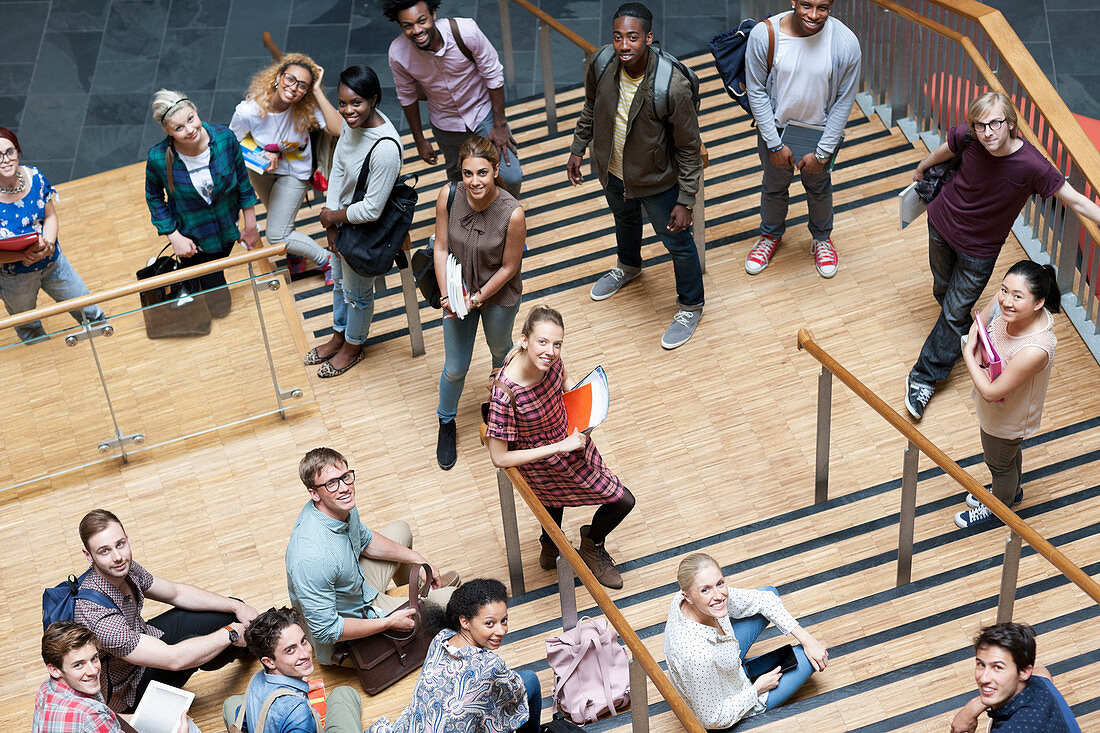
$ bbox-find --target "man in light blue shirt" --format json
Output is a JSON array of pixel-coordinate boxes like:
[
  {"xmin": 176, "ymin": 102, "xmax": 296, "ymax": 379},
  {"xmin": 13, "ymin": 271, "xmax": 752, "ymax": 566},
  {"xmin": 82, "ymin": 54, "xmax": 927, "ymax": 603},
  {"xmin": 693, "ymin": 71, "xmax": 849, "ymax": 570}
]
[
  {"xmin": 222, "ymin": 606, "xmax": 364, "ymax": 732},
  {"xmin": 284, "ymin": 447, "xmax": 458, "ymax": 665}
]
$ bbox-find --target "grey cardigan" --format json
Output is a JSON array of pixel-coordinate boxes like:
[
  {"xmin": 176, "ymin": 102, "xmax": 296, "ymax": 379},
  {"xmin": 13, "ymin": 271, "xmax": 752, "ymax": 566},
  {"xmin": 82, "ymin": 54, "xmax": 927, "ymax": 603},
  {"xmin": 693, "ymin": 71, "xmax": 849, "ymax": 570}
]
[{"xmin": 745, "ymin": 12, "xmax": 862, "ymax": 157}]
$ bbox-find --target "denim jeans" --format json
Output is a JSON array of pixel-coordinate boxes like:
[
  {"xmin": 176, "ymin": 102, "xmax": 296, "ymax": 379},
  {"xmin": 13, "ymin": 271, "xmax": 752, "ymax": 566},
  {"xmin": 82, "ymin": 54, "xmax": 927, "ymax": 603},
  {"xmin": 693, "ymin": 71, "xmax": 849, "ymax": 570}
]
[
  {"xmin": 756, "ymin": 133, "xmax": 833, "ymax": 241},
  {"xmin": 908, "ymin": 223, "xmax": 999, "ymax": 386},
  {"xmin": 437, "ymin": 302, "xmax": 520, "ymax": 422},
  {"xmin": 516, "ymin": 668, "xmax": 543, "ymax": 733},
  {"xmin": 602, "ymin": 174, "xmax": 704, "ymax": 309},
  {"xmin": 0, "ymin": 249, "xmax": 105, "ymax": 342},
  {"xmin": 330, "ymin": 254, "xmax": 378, "ymax": 345},
  {"xmin": 729, "ymin": 586, "xmax": 816, "ymax": 712},
  {"xmin": 433, "ymin": 111, "xmax": 523, "ymax": 199},
  {"xmin": 249, "ymin": 171, "xmax": 331, "ymax": 266}
]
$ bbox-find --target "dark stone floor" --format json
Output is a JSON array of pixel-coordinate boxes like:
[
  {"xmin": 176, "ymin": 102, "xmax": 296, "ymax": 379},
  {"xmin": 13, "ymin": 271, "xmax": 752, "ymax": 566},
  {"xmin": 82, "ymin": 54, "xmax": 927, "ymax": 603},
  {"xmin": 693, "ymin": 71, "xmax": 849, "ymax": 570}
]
[{"xmin": 1, "ymin": 0, "xmax": 1095, "ymax": 183}]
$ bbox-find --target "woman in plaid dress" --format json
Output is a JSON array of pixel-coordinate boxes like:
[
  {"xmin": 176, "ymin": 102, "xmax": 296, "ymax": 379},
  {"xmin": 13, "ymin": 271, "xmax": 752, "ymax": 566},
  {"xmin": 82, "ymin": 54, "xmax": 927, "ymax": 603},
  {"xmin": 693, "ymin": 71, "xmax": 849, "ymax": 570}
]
[{"xmin": 485, "ymin": 305, "xmax": 635, "ymax": 589}]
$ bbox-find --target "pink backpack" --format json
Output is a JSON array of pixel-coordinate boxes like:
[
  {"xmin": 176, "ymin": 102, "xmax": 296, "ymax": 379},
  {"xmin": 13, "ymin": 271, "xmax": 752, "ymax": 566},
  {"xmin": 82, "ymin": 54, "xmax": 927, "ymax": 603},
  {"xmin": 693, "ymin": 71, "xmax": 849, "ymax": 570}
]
[{"xmin": 545, "ymin": 616, "xmax": 631, "ymax": 724}]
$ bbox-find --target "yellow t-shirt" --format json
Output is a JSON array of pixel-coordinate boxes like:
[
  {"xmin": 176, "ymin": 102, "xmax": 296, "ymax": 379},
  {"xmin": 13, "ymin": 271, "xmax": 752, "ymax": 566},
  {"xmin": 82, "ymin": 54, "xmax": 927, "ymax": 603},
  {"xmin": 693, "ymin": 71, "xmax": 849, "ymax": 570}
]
[{"xmin": 607, "ymin": 69, "xmax": 644, "ymax": 179}]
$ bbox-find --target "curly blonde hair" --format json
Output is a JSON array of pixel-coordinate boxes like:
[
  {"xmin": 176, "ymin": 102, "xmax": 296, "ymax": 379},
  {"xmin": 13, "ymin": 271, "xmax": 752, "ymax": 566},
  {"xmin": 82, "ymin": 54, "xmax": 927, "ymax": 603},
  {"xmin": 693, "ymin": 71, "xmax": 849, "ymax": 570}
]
[{"xmin": 244, "ymin": 53, "xmax": 324, "ymax": 134}]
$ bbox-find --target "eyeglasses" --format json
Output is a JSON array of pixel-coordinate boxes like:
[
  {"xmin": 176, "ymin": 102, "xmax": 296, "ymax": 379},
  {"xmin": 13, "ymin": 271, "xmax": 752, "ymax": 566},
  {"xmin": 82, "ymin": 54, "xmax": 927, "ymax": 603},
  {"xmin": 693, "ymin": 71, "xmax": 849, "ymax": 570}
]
[
  {"xmin": 973, "ymin": 118, "xmax": 1006, "ymax": 133},
  {"xmin": 0, "ymin": 149, "xmax": 18, "ymax": 161},
  {"xmin": 314, "ymin": 470, "xmax": 355, "ymax": 492},
  {"xmin": 281, "ymin": 73, "xmax": 311, "ymax": 92}
]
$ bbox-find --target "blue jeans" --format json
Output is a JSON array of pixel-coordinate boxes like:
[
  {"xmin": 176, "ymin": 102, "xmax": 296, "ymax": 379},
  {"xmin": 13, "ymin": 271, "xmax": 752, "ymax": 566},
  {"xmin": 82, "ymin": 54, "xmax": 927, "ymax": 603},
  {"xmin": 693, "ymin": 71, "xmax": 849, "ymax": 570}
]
[
  {"xmin": 433, "ymin": 111, "xmax": 523, "ymax": 199},
  {"xmin": 756, "ymin": 133, "xmax": 833, "ymax": 241},
  {"xmin": 908, "ymin": 223, "xmax": 999, "ymax": 386},
  {"xmin": 516, "ymin": 668, "xmax": 542, "ymax": 733},
  {"xmin": 730, "ymin": 586, "xmax": 816, "ymax": 712},
  {"xmin": 602, "ymin": 174, "xmax": 704, "ymax": 309},
  {"xmin": 437, "ymin": 302, "xmax": 520, "ymax": 422},
  {"xmin": 0, "ymin": 249, "xmax": 105, "ymax": 342},
  {"xmin": 330, "ymin": 254, "xmax": 378, "ymax": 345}
]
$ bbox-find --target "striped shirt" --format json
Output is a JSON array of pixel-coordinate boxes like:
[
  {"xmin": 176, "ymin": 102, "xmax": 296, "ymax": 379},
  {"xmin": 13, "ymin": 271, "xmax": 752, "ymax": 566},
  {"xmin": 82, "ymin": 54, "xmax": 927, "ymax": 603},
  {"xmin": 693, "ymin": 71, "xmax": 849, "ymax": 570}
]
[
  {"xmin": 32, "ymin": 678, "xmax": 122, "ymax": 733},
  {"xmin": 607, "ymin": 69, "xmax": 644, "ymax": 179}
]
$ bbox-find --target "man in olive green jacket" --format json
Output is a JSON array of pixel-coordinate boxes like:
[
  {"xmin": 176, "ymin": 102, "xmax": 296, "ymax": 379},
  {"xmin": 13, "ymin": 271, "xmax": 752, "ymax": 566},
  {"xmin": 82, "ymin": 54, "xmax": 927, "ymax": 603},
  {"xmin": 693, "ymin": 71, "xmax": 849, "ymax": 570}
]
[{"xmin": 567, "ymin": 2, "xmax": 704, "ymax": 350}]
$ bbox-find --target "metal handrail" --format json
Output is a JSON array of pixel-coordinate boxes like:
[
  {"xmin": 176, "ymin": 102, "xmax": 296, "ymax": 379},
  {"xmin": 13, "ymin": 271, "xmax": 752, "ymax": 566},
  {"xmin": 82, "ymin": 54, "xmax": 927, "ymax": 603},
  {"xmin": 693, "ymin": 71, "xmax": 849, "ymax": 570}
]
[
  {"xmin": 796, "ymin": 328, "xmax": 1100, "ymax": 613},
  {"xmin": 479, "ymin": 425, "xmax": 706, "ymax": 733}
]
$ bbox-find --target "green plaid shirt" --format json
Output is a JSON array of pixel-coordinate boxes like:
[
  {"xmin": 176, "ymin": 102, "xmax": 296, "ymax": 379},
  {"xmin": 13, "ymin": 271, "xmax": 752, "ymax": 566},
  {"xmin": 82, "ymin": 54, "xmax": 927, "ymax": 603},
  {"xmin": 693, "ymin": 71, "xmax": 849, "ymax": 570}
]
[{"xmin": 144, "ymin": 123, "xmax": 259, "ymax": 253}]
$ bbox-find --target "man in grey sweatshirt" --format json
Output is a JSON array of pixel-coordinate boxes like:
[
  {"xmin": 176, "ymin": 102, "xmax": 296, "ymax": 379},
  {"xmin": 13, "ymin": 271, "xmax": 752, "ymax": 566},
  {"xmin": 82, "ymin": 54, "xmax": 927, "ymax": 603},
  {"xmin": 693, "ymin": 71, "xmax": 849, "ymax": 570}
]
[{"xmin": 744, "ymin": 0, "xmax": 861, "ymax": 279}]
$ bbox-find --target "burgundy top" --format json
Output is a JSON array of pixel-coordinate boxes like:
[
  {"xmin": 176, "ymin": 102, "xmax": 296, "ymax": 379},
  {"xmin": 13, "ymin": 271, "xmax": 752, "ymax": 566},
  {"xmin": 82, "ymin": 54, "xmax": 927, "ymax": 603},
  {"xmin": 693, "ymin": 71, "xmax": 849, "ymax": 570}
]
[{"xmin": 927, "ymin": 124, "xmax": 1064, "ymax": 258}]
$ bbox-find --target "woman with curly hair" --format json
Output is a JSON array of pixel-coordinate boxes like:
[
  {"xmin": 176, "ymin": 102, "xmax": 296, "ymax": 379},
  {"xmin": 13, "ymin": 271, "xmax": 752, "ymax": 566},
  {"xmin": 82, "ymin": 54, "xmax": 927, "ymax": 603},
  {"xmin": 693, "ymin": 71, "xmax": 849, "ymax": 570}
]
[{"xmin": 230, "ymin": 53, "xmax": 342, "ymax": 274}]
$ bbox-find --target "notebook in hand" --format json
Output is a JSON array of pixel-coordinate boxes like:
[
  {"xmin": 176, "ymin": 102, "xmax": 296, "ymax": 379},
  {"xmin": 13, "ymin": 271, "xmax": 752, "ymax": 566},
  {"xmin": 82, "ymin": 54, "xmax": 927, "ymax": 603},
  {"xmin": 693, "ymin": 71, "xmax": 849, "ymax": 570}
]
[
  {"xmin": 780, "ymin": 120, "xmax": 845, "ymax": 170},
  {"xmin": 0, "ymin": 232, "xmax": 39, "ymax": 251},
  {"xmin": 973, "ymin": 310, "xmax": 1003, "ymax": 380},
  {"xmin": 563, "ymin": 365, "xmax": 610, "ymax": 435}
]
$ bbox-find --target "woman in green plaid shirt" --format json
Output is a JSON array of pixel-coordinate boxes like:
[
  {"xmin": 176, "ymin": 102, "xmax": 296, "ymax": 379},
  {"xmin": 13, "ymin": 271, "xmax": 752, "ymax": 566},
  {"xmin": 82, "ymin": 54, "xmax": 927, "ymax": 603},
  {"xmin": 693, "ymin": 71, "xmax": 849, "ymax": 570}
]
[{"xmin": 145, "ymin": 89, "xmax": 260, "ymax": 316}]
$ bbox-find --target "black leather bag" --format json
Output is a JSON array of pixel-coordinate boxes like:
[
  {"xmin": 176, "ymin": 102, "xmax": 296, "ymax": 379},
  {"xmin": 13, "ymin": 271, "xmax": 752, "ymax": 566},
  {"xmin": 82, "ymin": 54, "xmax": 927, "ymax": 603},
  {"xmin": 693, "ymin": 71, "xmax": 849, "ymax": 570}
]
[
  {"xmin": 335, "ymin": 137, "xmax": 418, "ymax": 278},
  {"xmin": 915, "ymin": 132, "xmax": 973, "ymax": 204},
  {"xmin": 346, "ymin": 563, "xmax": 434, "ymax": 695},
  {"xmin": 541, "ymin": 713, "xmax": 587, "ymax": 732},
  {"xmin": 411, "ymin": 182, "xmax": 460, "ymax": 309},
  {"xmin": 136, "ymin": 245, "xmax": 212, "ymax": 339}
]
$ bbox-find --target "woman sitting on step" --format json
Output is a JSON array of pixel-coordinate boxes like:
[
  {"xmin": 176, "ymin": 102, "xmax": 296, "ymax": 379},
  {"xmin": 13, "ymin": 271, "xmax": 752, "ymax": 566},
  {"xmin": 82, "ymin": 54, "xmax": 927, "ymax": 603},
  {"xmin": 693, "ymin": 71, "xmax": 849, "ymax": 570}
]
[
  {"xmin": 664, "ymin": 553, "xmax": 827, "ymax": 728},
  {"xmin": 485, "ymin": 304, "xmax": 636, "ymax": 589}
]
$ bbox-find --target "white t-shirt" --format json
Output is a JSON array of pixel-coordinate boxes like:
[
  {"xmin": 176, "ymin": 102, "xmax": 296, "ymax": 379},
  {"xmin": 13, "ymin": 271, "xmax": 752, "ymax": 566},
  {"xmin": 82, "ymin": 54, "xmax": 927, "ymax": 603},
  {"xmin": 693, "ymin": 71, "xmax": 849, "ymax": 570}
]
[
  {"xmin": 229, "ymin": 99, "xmax": 325, "ymax": 180},
  {"xmin": 176, "ymin": 148, "xmax": 214, "ymax": 204},
  {"xmin": 772, "ymin": 18, "xmax": 833, "ymax": 129}
]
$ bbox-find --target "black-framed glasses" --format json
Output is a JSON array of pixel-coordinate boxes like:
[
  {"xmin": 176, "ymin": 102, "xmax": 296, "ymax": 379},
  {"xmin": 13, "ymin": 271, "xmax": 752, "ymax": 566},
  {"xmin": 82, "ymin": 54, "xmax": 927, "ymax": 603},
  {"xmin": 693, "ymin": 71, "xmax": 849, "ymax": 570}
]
[
  {"xmin": 281, "ymin": 73, "xmax": 311, "ymax": 92},
  {"xmin": 314, "ymin": 470, "xmax": 355, "ymax": 492},
  {"xmin": 0, "ymin": 149, "xmax": 18, "ymax": 161},
  {"xmin": 973, "ymin": 118, "xmax": 1006, "ymax": 133}
]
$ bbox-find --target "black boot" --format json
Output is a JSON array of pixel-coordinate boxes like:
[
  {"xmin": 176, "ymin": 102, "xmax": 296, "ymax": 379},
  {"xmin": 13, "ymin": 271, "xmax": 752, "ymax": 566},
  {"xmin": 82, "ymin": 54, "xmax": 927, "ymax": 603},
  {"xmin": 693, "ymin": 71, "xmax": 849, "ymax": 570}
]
[{"xmin": 437, "ymin": 418, "xmax": 457, "ymax": 470}]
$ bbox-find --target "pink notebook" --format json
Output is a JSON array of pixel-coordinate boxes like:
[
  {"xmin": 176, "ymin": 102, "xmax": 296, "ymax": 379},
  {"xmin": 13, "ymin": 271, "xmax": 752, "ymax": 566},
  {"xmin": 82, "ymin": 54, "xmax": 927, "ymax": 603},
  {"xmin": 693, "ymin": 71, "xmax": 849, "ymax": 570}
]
[
  {"xmin": 0, "ymin": 233, "xmax": 38, "ymax": 251},
  {"xmin": 973, "ymin": 310, "xmax": 1003, "ymax": 380}
]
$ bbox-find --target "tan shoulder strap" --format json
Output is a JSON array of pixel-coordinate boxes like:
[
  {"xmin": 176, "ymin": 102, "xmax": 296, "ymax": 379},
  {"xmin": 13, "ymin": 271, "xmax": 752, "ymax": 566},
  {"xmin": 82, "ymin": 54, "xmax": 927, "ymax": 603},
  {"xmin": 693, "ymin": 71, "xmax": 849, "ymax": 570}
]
[
  {"xmin": 765, "ymin": 18, "xmax": 775, "ymax": 75},
  {"xmin": 232, "ymin": 688, "xmax": 323, "ymax": 733},
  {"xmin": 448, "ymin": 18, "xmax": 476, "ymax": 66}
]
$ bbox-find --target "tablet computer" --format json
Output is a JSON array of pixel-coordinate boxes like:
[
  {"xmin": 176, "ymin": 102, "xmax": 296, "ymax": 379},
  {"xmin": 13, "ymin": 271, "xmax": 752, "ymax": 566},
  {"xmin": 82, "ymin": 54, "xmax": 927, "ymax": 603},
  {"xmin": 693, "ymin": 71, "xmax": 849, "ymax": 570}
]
[
  {"xmin": 129, "ymin": 680, "xmax": 193, "ymax": 733},
  {"xmin": 744, "ymin": 643, "xmax": 800, "ymax": 682}
]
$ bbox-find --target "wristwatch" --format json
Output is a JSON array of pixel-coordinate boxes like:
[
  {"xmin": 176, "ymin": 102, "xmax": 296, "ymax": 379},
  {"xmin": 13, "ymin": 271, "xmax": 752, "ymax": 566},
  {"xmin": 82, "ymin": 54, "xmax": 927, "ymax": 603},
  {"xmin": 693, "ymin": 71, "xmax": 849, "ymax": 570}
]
[
  {"xmin": 814, "ymin": 150, "xmax": 831, "ymax": 164},
  {"xmin": 224, "ymin": 625, "xmax": 239, "ymax": 644}
]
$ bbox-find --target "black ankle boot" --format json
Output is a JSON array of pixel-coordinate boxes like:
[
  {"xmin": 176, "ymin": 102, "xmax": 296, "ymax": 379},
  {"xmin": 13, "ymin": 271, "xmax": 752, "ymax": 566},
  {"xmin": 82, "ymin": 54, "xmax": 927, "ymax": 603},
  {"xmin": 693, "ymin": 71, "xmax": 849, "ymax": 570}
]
[{"xmin": 437, "ymin": 418, "xmax": 457, "ymax": 470}]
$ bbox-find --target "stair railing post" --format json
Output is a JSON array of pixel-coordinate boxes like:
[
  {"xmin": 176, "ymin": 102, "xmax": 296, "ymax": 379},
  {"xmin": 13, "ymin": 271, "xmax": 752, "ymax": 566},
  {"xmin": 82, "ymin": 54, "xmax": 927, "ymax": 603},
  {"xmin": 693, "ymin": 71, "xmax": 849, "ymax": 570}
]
[
  {"xmin": 997, "ymin": 530, "xmax": 1023, "ymax": 623},
  {"xmin": 629, "ymin": 656, "xmax": 650, "ymax": 733},
  {"xmin": 896, "ymin": 440, "xmax": 919, "ymax": 586},
  {"xmin": 558, "ymin": 558, "xmax": 578, "ymax": 631},
  {"xmin": 538, "ymin": 21, "xmax": 557, "ymax": 135},
  {"xmin": 499, "ymin": 0, "xmax": 516, "ymax": 90},
  {"xmin": 496, "ymin": 468, "xmax": 526, "ymax": 595},
  {"xmin": 814, "ymin": 366, "xmax": 833, "ymax": 503}
]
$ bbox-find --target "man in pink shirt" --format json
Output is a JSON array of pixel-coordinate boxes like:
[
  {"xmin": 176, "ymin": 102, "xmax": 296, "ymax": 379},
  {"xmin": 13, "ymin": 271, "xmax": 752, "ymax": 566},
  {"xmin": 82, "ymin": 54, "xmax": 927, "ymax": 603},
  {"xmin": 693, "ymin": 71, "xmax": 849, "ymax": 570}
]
[{"xmin": 384, "ymin": 0, "xmax": 523, "ymax": 197}]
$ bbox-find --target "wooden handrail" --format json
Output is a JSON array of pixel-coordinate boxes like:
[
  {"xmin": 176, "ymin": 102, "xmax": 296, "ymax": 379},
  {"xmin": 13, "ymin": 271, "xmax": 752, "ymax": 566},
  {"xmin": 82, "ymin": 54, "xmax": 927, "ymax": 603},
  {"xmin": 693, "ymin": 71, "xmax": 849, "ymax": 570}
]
[
  {"xmin": 0, "ymin": 245, "xmax": 287, "ymax": 333},
  {"xmin": 867, "ymin": 0, "xmax": 1100, "ymax": 249},
  {"xmin": 479, "ymin": 425, "xmax": 705, "ymax": 733},
  {"xmin": 506, "ymin": 0, "xmax": 595, "ymax": 54},
  {"xmin": 796, "ymin": 328, "xmax": 1100, "ymax": 607}
]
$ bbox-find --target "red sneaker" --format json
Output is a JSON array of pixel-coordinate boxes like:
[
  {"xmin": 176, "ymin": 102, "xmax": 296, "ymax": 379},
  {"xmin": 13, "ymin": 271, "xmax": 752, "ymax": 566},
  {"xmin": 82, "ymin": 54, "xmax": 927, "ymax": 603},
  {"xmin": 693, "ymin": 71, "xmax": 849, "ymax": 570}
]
[
  {"xmin": 811, "ymin": 238, "xmax": 838, "ymax": 278},
  {"xmin": 745, "ymin": 235, "xmax": 781, "ymax": 275}
]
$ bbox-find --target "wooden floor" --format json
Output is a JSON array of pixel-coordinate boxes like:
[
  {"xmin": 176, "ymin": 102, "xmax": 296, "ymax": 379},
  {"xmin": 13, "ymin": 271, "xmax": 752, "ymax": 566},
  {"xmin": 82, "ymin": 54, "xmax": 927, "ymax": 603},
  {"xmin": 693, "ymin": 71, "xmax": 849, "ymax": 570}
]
[{"xmin": 2, "ymin": 54, "xmax": 1098, "ymax": 732}]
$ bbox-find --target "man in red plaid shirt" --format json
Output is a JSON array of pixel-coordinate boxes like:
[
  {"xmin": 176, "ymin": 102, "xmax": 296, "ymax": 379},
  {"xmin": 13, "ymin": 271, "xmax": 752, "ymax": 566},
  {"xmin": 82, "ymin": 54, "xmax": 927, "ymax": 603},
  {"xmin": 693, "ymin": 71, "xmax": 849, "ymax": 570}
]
[{"xmin": 33, "ymin": 622, "xmax": 123, "ymax": 733}]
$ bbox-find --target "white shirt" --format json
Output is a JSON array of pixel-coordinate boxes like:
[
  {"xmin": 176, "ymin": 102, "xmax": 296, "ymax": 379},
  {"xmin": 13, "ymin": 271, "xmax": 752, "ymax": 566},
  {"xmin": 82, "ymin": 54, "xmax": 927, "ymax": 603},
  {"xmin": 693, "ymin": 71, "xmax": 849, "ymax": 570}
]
[
  {"xmin": 663, "ymin": 589, "xmax": 799, "ymax": 728},
  {"xmin": 176, "ymin": 148, "xmax": 214, "ymax": 204},
  {"xmin": 229, "ymin": 99, "xmax": 325, "ymax": 180},
  {"xmin": 772, "ymin": 14, "xmax": 834, "ymax": 129}
]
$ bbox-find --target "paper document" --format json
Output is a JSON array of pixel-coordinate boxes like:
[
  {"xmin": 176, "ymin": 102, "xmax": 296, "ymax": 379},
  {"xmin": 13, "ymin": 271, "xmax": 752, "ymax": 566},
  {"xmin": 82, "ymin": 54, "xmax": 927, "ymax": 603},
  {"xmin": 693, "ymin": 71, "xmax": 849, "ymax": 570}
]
[
  {"xmin": 563, "ymin": 365, "xmax": 610, "ymax": 435},
  {"xmin": 898, "ymin": 182, "xmax": 926, "ymax": 229},
  {"xmin": 780, "ymin": 120, "xmax": 844, "ymax": 170},
  {"xmin": 446, "ymin": 253, "xmax": 469, "ymax": 319}
]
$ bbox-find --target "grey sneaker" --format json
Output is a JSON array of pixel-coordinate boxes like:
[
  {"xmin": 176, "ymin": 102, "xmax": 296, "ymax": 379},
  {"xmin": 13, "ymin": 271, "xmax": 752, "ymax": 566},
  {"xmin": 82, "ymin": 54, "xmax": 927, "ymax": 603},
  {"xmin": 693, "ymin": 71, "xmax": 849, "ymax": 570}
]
[
  {"xmin": 589, "ymin": 266, "xmax": 638, "ymax": 301},
  {"xmin": 661, "ymin": 309, "xmax": 700, "ymax": 350},
  {"xmin": 904, "ymin": 376, "xmax": 934, "ymax": 420}
]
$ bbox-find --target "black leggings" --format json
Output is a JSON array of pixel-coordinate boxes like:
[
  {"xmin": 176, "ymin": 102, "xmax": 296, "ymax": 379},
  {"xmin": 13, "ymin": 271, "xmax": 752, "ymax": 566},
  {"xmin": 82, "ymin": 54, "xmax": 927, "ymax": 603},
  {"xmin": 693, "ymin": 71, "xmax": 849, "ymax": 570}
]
[{"xmin": 541, "ymin": 488, "xmax": 636, "ymax": 545}]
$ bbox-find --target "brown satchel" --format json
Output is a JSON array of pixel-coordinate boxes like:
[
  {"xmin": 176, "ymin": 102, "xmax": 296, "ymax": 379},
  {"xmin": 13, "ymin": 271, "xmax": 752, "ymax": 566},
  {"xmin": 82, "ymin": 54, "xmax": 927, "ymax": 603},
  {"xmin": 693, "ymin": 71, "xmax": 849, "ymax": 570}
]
[{"xmin": 346, "ymin": 563, "xmax": 435, "ymax": 695}]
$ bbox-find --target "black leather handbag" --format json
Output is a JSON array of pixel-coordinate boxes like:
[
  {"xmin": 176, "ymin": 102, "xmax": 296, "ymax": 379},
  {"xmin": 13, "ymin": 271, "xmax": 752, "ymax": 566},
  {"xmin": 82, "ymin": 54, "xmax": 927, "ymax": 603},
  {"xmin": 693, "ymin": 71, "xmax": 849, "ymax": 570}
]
[
  {"xmin": 915, "ymin": 132, "xmax": 973, "ymax": 204},
  {"xmin": 335, "ymin": 137, "xmax": 418, "ymax": 278},
  {"xmin": 135, "ymin": 245, "xmax": 212, "ymax": 339}
]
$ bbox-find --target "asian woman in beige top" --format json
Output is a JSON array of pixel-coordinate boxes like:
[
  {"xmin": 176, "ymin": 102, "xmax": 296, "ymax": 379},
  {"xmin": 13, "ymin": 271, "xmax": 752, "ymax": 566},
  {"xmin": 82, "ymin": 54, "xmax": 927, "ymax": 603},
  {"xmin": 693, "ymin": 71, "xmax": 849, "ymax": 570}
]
[
  {"xmin": 957, "ymin": 260, "xmax": 1060, "ymax": 528},
  {"xmin": 432, "ymin": 134, "xmax": 525, "ymax": 471}
]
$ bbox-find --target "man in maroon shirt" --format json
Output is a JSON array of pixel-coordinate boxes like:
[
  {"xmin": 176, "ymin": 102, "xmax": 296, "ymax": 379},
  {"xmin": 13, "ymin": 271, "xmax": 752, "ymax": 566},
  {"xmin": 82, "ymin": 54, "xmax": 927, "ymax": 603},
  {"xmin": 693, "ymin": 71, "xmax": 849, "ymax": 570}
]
[{"xmin": 904, "ymin": 91, "xmax": 1100, "ymax": 421}]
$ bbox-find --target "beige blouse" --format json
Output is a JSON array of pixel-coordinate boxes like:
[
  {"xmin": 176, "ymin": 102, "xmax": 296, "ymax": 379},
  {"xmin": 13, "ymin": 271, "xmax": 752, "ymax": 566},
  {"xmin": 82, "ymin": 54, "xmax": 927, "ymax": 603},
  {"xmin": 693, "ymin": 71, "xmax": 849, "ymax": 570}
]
[
  {"xmin": 973, "ymin": 309, "xmax": 1056, "ymax": 440},
  {"xmin": 448, "ymin": 184, "xmax": 522, "ymax": 307}
]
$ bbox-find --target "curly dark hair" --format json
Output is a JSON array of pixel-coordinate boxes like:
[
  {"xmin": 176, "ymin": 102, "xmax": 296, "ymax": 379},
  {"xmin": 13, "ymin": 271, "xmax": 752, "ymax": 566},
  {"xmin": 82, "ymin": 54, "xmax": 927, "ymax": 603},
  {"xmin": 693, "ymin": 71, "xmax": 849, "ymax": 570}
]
[
  {"xmin": 426, "ymin": 578, "xmax": 509, "ymax": 635},
  {"xmin": 382, "ymin": 0, "xmax": 442, "ymax": 23},
  {"xmin": 245, "ymin": 606, "xmax": 306, "ymax": 662}
]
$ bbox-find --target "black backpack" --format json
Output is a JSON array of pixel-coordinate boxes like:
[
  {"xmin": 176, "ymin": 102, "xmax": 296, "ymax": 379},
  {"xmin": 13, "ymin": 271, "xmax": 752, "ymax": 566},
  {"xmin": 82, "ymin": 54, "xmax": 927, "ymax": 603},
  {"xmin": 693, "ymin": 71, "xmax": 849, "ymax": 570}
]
[
  {"xmin": 708, "ymin": 18, "xmax": 775, "ymax": 115},
  {"xmin": 42, "ymin": 569, "xmax": 121, "ymax": 630},
  {"xmin": 590, "ymin": 43, "xmax": 701, "ymax": 120}
]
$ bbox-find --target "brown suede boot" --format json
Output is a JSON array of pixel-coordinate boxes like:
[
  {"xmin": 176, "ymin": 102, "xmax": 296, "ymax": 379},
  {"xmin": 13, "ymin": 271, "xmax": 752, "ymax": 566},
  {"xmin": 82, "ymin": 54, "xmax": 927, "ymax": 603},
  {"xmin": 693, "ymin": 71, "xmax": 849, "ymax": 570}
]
[
  {"xmin": 577, "ymin": 525, "xmax": 623, "ymax": 589},
  {"xmin": 539, "ymin": 536, "xmax": 558, "ymax": 569}
]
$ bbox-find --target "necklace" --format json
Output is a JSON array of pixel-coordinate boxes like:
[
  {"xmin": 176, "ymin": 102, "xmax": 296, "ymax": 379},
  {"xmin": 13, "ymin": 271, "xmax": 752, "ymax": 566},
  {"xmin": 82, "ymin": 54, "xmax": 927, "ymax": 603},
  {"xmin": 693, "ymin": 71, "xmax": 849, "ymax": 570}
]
[{"xmin": 0, "ymin": 168, "xmax": 25, "ymax": 195}]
